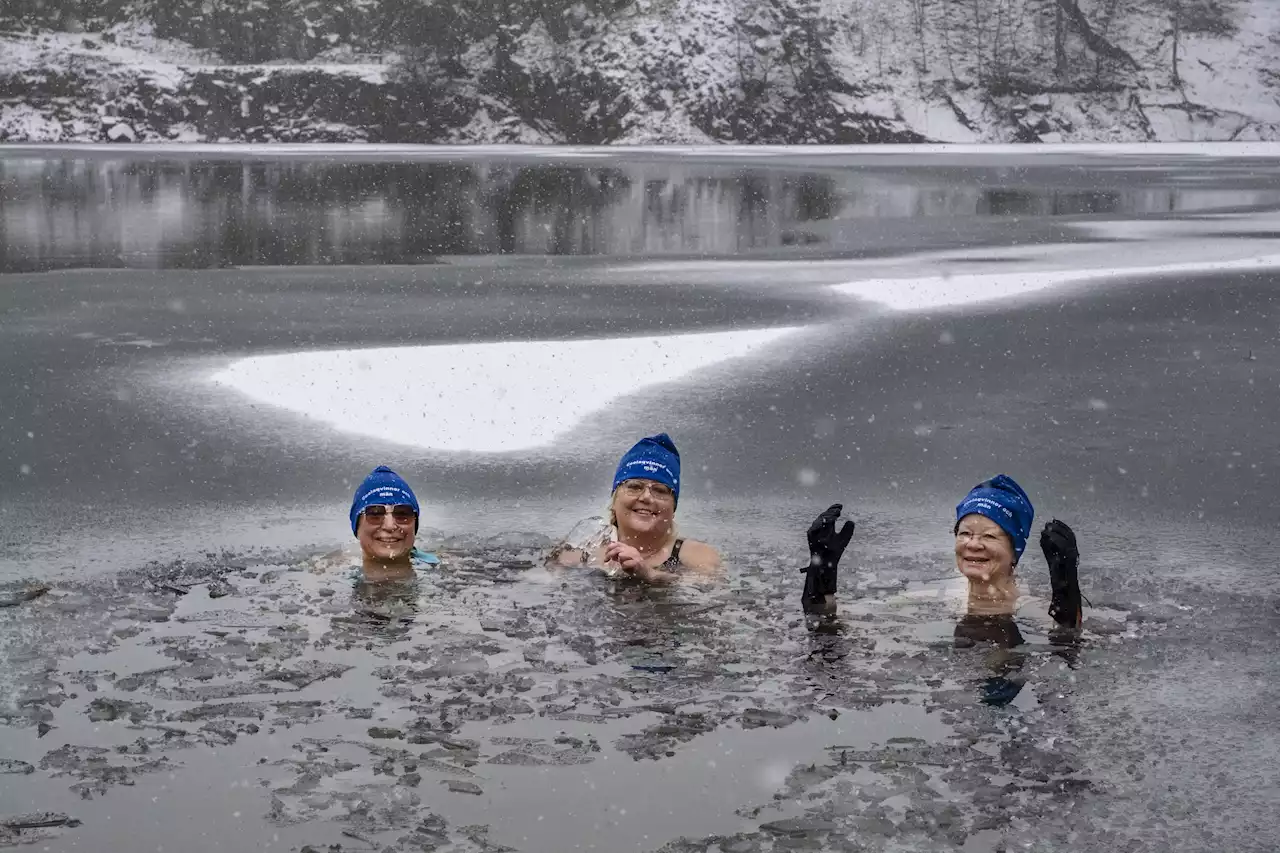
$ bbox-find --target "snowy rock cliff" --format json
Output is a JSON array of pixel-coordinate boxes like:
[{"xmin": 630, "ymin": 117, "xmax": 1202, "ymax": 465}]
[{"xmin": 2, "ymin": 0, "xmax": 1279, "ymax": 144}]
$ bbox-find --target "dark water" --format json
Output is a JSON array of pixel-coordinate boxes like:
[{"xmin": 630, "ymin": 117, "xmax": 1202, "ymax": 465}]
[
  {"xmin": 1, "ymin": 147, "xmax": 1279, "ymax": 853},
  {"xmin": 4, "ymin": 154, "xmax": 1280, "ymax": 271}
]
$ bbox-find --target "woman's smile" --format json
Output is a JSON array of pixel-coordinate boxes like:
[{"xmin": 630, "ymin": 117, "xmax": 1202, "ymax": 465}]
[{"xmin": 954, "ymin": 514, "xmax": 1015, "ymax": 583}]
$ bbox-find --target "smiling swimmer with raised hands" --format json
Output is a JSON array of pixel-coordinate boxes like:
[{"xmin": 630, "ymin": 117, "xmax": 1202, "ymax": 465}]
[
  {"xmin": 802, "ymin": 475, "xmax": 1085, "ymax": 633},
  {"xmin": 950, "ymin": 475, "xmax": 1083, "ymax": 631},
  {"xmin": 549, "ymin": 434, "xmax": 720, "ymax": 584}
]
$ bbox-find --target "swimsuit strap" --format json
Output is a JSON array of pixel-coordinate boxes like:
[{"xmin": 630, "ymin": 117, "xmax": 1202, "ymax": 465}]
[{"xmin": 662, "ymin": 538, "xmax": 685, "ymax": 569}]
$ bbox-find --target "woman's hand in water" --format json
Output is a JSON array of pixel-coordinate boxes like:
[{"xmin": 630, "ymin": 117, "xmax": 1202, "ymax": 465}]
[
  {"xmin": 604, "ymin": 542, "xmax": 678, "ymax": 585},
  {"xmin": 604, "ymin": 541, "xmax": 647, "ymax": 573}
]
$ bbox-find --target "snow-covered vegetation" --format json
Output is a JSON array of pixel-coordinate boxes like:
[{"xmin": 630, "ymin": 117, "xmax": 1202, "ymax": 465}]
[{"xmin": 2, "ymin": 0, "xmax": 1278, "ymax": 143}]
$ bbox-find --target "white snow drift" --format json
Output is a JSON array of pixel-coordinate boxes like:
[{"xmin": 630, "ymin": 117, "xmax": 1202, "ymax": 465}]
[
  {"xmin": 834, "ymin": 252, "xmax": 1280, "ymax": 312},
  {"xmin": 210, "ymin": 327, "xmax": 796, "ymax": 453}
]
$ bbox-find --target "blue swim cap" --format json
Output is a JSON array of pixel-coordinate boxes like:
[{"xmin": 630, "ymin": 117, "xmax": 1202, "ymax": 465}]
[
  {"xmin": 955, "ymin": 474, "xmax": 1034, "ymax": 562},
  {"xmin": 612, "ymin": 434, "xmax": 681, "ymax": 504},
  {"xmin": 350, "ymin": 466, "xmax": 419, "ymax": 535}
]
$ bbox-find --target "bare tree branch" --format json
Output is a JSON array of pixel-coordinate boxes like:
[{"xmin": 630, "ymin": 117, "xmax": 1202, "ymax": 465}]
[{"xmin": 1055, "ymin": 0, "xmax": 1141, "ymax": 69}]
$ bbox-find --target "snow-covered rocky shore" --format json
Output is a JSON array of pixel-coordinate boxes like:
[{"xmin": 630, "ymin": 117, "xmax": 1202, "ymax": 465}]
[{"xmin": 3, "ymin": 0, "xmax": 1280, "ymax": 145}]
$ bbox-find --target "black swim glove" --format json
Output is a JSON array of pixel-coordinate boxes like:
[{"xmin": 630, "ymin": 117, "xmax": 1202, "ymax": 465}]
[
  {"xmin": 1040, "ymin": 519, "xmax": 1083, "ymax": 628},
  {"xmin": 802, "ymin": 504, "xmax": 855, "ymax": 615}
]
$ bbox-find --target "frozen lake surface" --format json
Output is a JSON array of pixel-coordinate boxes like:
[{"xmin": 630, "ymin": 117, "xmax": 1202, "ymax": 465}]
[{"xmin": 1, "ymin": 145, "xmax": 1277, "ymax": 853}]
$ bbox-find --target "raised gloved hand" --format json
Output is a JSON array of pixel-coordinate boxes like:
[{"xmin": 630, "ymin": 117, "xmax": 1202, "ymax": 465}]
[
  {"xmin": 802, "ymin": 504, "xmax": 855, "ymax": 616},
  {"xmin": 1040, "ymin": 519, "xmax": 1083, "ymax": 629}
]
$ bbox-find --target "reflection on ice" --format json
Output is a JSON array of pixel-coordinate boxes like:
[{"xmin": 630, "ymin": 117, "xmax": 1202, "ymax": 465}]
[{"xmin": 210, "ymin": 328, "xmax": 796, "ymax": 452}]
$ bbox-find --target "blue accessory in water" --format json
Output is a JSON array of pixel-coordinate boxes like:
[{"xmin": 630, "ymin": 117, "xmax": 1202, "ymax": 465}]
[
  {"xmin": 955, "ymin": 474, "xmax": 1035, "ymax": 562},
  {"xmin": 350, "ymin": 465, "xmax": 420, "ymax": 535},
  {"xmin": 612, "ymin": 433, "xmax": 681, "ymax": 503}
]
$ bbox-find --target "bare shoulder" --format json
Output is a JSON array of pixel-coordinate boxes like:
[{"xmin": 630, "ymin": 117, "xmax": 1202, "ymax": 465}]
[{"xmin": 677, "ymin": 539, "xmax": 721, "ymax": 573}]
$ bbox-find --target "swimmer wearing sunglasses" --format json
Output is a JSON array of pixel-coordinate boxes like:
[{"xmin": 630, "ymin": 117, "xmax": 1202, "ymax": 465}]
[{"xmin": 349, "ymin": 465, "xmax": 434, "ymax": 582}]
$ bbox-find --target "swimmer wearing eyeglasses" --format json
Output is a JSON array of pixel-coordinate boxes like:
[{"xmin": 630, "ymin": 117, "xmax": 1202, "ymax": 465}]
[
  {"xmin": 803, "ymin": 475, "xmax": 1085, "ymax": 634},
  {"xmin": 550, "ymin": 434, "xmax": 720, "ymax": 583}
]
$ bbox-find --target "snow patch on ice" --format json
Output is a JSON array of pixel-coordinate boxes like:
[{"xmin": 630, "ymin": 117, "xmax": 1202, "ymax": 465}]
[
  {"xmin": 1070, "ymin": 211, "xmax": 1280, "ymax": 240},
  {"xmin": 210, "ymin": 328, "xmax": 797, "ymax": 453},
  {"xmin": 833, "ymin": 253, "xmax": 1280, "ymax": 312}
]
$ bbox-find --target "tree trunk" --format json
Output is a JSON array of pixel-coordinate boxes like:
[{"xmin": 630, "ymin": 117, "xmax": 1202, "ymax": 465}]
[
  {"xmin": 972, "ymin": 0, "xmax": 983, "ymax": 83},
  {"xmin": 1171, "ymin": 2, "xmax": 1181, "ymax": 86},
  {"xmin": 911, "ymin": 0, "xmax": 928, "ymax": 74},
  {"xmin": 1054, "ymin": 3, "xmax": 1066, "ymax": 77},
  {"xmin": 494, "ymin": 0, "xmax": 516, "ymax": 89},
  {"xmin": 1054, "ymin": 0, "xmax": 1140, "ymax": 70},
  {"xmin": 940, "ymin": 14, "xmax": 958, "ymax": 81}
]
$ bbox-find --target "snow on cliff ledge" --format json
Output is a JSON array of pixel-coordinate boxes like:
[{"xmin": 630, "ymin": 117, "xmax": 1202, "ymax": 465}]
[{"xmin": 4, "ymin": 1, "xmax": 1280, "ymax": 144}]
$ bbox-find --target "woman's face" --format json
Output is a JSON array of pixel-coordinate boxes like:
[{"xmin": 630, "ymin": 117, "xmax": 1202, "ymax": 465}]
[
  {"xmin": 356, "ymin": 504, "xmax": 417, "ymax": 562},
  {"xmin": 612, "ymin": 479, "xmax": 676, "ymax": 538},
  {"xmin": 954, "ymin": 513, "xmax": 1016, "ymax": 584}
]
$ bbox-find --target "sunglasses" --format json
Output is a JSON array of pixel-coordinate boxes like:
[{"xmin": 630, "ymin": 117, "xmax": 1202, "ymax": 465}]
[{"xmin": 361, "ymin": 504, "xmax": 417, "ymax": 525}]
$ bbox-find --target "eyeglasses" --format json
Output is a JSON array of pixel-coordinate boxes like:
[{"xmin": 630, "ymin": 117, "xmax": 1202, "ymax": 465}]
[
  {"xmin": 955, "ymin": 530, "xmax": 1006, "ymax": 546},
  {"xmin": 361, "ymin": 504, "xmax": 417, "ymax": 525},
  {"xmin": 618, "ymin": 479, "xmax": 675, "ymax": 501}
]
